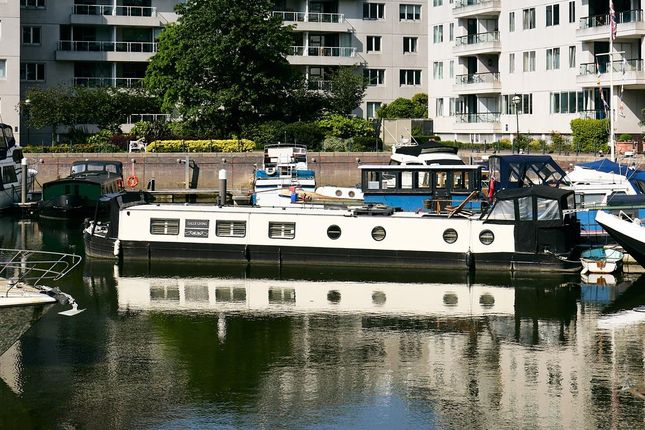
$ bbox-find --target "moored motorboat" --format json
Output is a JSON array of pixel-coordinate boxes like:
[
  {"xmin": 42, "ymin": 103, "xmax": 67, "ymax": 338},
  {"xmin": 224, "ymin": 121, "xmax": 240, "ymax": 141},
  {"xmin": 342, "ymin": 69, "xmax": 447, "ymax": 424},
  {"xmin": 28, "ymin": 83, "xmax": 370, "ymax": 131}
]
[
  {"xmin": 0, "ymin": 123, "xmax": 37, "ymax": 211},
  {"xmin": 596, "ymin": 210, "xmax": 645, "ymax": 268},
  {"xmin": 580, "ymin": 247, "xmax": 624, "ymax": 274}
]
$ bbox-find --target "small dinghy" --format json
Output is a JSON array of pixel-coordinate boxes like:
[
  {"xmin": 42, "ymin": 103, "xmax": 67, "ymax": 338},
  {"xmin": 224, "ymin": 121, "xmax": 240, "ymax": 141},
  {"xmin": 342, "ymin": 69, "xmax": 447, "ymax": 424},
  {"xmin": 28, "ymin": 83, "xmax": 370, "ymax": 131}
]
[{"xmin": 580, "ymin": 248, "xmax": 624, "ymax": 274}]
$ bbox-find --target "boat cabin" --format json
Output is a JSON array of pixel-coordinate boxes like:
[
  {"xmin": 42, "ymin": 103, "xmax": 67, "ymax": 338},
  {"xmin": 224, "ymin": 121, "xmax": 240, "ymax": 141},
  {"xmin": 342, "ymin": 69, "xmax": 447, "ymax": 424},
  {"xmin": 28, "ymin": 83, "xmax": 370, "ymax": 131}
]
[
  {"xmin": 69, "ymin": 160, "xmax": 123, "ymax": 177},
  {"xmin": 0, "ymin": 123, "xmax": 17, "ymax": 161},
  {"xmin": 360, "ymin": 164, "xmax": 483, "ymax": 212},
  {"xmin": 488, "ymin": 155, "xmax": 567, "ymax": 192}
]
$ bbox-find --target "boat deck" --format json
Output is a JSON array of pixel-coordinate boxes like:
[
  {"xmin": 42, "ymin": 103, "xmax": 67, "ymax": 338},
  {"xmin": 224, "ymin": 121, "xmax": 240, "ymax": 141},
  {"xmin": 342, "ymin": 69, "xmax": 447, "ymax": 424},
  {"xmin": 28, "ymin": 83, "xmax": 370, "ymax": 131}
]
[{"xmin": 0, "ymin": 280, "xmax": 56, "ymax": 307}]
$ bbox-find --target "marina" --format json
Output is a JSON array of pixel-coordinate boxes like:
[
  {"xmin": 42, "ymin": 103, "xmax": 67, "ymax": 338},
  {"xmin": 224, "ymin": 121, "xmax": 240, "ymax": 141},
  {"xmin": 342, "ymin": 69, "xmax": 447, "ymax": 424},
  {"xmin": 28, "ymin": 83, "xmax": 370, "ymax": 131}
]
[{"xmin": 0, "ymin": 214, "xmax": 644, "ymax": 429}]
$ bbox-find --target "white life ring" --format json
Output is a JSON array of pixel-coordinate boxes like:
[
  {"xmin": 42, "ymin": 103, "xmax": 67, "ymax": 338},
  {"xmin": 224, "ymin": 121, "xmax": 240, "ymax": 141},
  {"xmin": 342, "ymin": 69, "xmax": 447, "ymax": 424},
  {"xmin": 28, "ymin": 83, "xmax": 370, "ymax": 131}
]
[{"xmin": 266, "ymin": 167, "xmax": 276, "ymax": 176}]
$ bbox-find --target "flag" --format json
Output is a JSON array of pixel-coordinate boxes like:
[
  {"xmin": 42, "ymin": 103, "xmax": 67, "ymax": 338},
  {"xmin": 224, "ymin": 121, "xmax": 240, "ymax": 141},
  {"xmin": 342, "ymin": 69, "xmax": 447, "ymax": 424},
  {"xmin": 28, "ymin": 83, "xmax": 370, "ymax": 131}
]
[
  {"xmin": 622, "ymin": 57, "xmax": 628, "ymax": 75},
  {"xmin": 609, "ymin": 0, "xmax": 617, "ymax": 41},
  {"xmin": 619, "ymin": 86, "xmax": 625, "ymax": 117},
  {"xmin": 600, "ymin": 87, "xmax": 609, "ymax": 112}
]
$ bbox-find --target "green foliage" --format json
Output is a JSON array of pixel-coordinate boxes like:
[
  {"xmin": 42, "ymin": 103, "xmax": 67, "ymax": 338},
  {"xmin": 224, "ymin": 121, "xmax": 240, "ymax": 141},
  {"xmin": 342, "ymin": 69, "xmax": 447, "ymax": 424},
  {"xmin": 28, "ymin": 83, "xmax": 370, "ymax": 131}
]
[
  {"xmin": 87, "ymin": 129, "xmax": 113, "ymax": 146},
  {"xmin": 498, "ymin": 138, "xmax": 512, "ymax": 150},
  {"xmin": 282, "ymin": 122, "xmax": 325, "ymax": 150},
  {"xmin": 618, "ymin": 133, "xmax": 633, "ymax": 142},
  {"xmin": 377, "ymin": 93, "xmax": 428, "ymax": 119},
  {"xmin": 570, "ymin": 118, "xmax": 609, "ymax": 152},
  {"xmin": 514, "ymin": 134, "xmax": 531, "ymax": 152},
  {"xmin": 352, "ymin": 136, "xmax": 382, "ymax": 151},
  {"xmin": 145, "ymin": 0, "xmax": 295, "ymax": 135},
  {"xmin": 322, "ymin": 136, "xmax": 351, "ymax": 152},
  {"xmin": 146, "ymin": 139, "xmax": 255, "ymax": 153},
  {"xmin": 242, "ymin": 121, "xmax": 287, "ymax": 148},
  {"xmin": 326, "ymin": 67, "xmax": 367, "ymax": 115},
  {"xmin": 316, "ymin": 114, "xmax": 375, "ymax": 139},
  {"xmin": 130, "ymin": 120, "xmax": 172, "ymax": 143},
  {"xmin": 22, "ymin": 143, "xmax": 121, "ymax": 153}
]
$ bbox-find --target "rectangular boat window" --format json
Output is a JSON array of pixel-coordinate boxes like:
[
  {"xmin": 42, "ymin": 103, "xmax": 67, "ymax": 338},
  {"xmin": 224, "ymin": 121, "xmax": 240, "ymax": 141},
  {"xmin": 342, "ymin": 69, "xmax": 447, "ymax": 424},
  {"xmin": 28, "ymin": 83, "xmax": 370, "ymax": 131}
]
[
  {"xmin": 382, "ymin": 172, "xmax": 397, "ymax": 189},
  {"xmin": 269, "ymin": 288, "xmax": 296, "ymax": 304},
  {"xmin": 150, "ymin": 218, "xmax": 180, "ymax": 235},
  {"xmin": 435, "ymin": 171, "xmax": 447, "ymax": 189},
  {"xmin": 401, "ymin": 171, "xmax": 413, "ymax": 189},
  {"xmin": 453, "ymin": 171, "xmax": 467, "ymax": 191},
  {"xmin": 367, "ymin": 171, "xmax": 381, "ymax": 190},
  {"xmin": 580, "ymin": 193, "xmax": 604, "ymax": 208},
  {"xmin": 518, "ymin": 197, "xmax": 533, "ymax": 220},
  {"xmin": 150, "ymin": 284, "xmax": 180, "ymax": 302},
  {"xmin": 269, "ymin": 222, "xmax": 296, "ymax": 239},
  {"xmin": 215, "ymin": 287, "xmax": 246, "ymax": 303},
  {"xmin": 216, "ymin": 220, "xmax": 246, "ymax": 238},
  {"xmin": 417, "ymin": 172, "xmax": 431, "ymax": 189},
  {"xmin": 2, "ymin": 166, "xmax": 17, "ymax": 184},
  {"xmin": 487, "ymin": 200, "xmax": 515, "ymax": 220},
  {"xmin": 536, "ymin": 198, "xmax": 561, "ymax": 220}
]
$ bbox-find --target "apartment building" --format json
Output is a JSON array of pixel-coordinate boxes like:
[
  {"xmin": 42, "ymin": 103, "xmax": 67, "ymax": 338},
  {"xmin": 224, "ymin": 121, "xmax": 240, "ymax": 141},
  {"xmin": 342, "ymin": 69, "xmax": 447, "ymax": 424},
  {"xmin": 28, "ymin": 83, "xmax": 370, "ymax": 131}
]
[
  {"xmin": 428, "ymin": 0, "xmax": 645, "ymax": 143},
  {"xmin": 4, "ymin": 1, "xmax": 428, "ymax": 145}
]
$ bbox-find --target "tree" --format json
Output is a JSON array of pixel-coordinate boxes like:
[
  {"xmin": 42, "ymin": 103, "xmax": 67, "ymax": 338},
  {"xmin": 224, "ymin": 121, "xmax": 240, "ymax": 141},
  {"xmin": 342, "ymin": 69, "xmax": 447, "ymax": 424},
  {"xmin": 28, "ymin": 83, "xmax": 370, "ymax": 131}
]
[
  {"xmin": 326, "ymin": 67, "xmax": 367, "ymax": 115},
  {"xmin": 145, "ymin": 0, "xmax": 296, "ymax": 137},
  {"xmin": 377, "ymin": 93, "xmax": 428, "ymax": 119},
  {"xmin": 21, "ymin": 86, "xmax": 76, "ymax": 142}
]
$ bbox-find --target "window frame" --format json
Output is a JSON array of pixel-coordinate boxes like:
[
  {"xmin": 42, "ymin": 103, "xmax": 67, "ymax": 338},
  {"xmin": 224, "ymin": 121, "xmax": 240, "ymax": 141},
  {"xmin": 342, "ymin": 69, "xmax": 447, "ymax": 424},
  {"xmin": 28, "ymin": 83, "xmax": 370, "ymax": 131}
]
[{"xmin": 268, "ymin": 222, "xmax": 296, "ymax": 240}]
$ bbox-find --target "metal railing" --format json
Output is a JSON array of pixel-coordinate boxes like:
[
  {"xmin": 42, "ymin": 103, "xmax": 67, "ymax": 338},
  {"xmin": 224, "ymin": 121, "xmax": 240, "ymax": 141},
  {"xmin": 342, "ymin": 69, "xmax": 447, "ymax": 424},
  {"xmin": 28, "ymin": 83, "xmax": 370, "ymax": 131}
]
[
  {"xmin": 455, "ymin": 72, "xmax": 500, "ymax": 85},
  {"xmin": 579, "ymin": 59, "xmax": 644, "ymax": 75},
  {"xmin": 578, "ymin": 110, "xmax": 607, "ymax": 120},
  {"xmin": 290, "ymin": 46, "xmax": 356, "ymax": 57},
  {"xmin": 579, "ymin": 9, "xmax": 643, "ymax": 29},
  {"xmin": 72, "ymin": 4, "xmax": 157, "ymax": 17},
  {"xmin": 127, "ymin": 114, "xmax": 170, "ymax": 124},
  {"xmin": 73, "ymin": 77, "xmax": 144, "ymax": 88},
  {"xmin": 455, "ymin": 112, "xmax": 501, "ymax": 123},
  {"xmin": 306, "ymin": 80, "xmax": 332, "ymax": 91},
  {"xmin": 57, "ymin": 40, "xmax": 158, "ymax": 53},
  {"xmin": 272, "ymin": 11, "xmax": 344, "ymax": 23},
  {"xmin": 455, "ymin": 31, "xmax": 500, "ymax": 46},
  {"xmin": 453, "ymin": 0, "xmax": 499, "ymax": 10}
]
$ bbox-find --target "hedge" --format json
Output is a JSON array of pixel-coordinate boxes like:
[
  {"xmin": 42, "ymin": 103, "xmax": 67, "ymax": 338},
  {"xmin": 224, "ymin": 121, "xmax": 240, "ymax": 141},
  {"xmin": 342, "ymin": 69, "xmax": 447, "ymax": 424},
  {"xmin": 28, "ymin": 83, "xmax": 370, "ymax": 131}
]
[
  {"xmin": 22, "ymin": 143, "xmax": 122, "ymax": 153},
  {"xmin": 146, "ymin": 139, "xmax": 256, "ymax": 153}
]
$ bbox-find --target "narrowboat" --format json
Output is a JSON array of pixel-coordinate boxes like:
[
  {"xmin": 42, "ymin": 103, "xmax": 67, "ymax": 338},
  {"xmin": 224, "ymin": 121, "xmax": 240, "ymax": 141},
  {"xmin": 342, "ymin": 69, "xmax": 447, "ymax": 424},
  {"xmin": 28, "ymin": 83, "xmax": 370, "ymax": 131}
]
[
  {"xmin": 0, "ymin": 123, "xmax": 37, "ymax": 210},
  {"xmin": 39, "ymin": 160, "xmax": 124, "ymax": 219},
  {"xmin": 84, "ymin": 185, "xmax": 582, "ymax": 273}
]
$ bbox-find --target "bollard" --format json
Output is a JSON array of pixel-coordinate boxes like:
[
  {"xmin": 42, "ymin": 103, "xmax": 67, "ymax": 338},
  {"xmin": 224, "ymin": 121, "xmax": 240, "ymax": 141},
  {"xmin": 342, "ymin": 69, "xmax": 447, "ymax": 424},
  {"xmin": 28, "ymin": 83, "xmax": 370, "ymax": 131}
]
[
  {"xmin": 21, "ymin": 158, "xmax": 27, "ymax": 205},
  {"xmin": 218, "ymin": 169, "xmax": 227, "ymax": 206}
]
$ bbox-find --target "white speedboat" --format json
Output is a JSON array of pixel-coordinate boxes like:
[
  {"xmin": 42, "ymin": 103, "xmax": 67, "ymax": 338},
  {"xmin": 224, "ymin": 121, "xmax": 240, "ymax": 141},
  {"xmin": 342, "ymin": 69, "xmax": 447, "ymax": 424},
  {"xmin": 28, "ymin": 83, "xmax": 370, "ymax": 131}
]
[
  {"xmin": 0, "ymin": 123, "xmax": 37, "ymax": 210},
  {"xmin": 596, "ymin": 211, "xmax": 645, "ymax": 268}
]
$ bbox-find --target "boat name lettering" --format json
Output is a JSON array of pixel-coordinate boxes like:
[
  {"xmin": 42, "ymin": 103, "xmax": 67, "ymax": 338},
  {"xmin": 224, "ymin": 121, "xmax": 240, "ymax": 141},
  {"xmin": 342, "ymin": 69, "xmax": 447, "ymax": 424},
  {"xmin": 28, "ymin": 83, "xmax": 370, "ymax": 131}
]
[
  {"xmin": 186, "ymin": 219, "xmax": 210, "ymax": 228},
  {"xmin": 185, "ymin": 229, "xmax": 209, "ymax": 238}
]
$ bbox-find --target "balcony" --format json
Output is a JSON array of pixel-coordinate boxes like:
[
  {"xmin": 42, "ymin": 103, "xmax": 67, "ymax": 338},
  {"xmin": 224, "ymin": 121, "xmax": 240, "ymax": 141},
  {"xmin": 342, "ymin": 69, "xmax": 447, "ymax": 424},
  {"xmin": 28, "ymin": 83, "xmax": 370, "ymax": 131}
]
[
  {"xmin": 452, "ymin": 0, "xmax": 501, "ymax": 18},
  {"xmin": 56, "ymin": 40, "xmax": 157, "ymax": 62},
  {"xmin": 306, "ymin": 79, "xmax": 332, "ymax": 92},
  {"xmin": 454, "ymin": 31, "xmax": 501, "ymax": 56},
  {"xmin": 288, "ymin": 46, "xmax": 358, "ymax": 66},
  {"xmin": 454, "ymin": 72, "xmax": 501, "ymax": 94},
  {"xmin": 577, "ymin": 59, "xmax": 645, "ymax": 89},
  {"xmin": 453, "ymin": 112, "xmax": 502, "ymax": 132},
  {"xmin": 272, "ymin": 11, "xmax": 352, "ymax": 32},
  {"xmin": 70, "ymin": 4, "xmax": 161, "ymax": 26},
  {"xmin": 578, "ymin": 110, "xmax": 607, "ymax": 120},
  {"xmin": 73, "ymin": 77, "xmax": 144, "ymax": 88},
  {"xmin": 577, "ymin": 10, "xmax": 645, "ymax": 41}
]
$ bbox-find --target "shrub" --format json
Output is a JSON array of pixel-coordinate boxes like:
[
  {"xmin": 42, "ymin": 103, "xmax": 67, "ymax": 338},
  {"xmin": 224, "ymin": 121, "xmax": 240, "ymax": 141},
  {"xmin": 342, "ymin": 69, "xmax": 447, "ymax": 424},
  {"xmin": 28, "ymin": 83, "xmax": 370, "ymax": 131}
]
[
  {"xmin": 498, "ymin": 138, "xmax": 512, "ymax": 150},
  {"xmin": 618, "ymin": 133, "xmax": 633, "ymax": 142},
  {"xmin": 87, "ymin": 129, "xmax": 113, "ymax": 146},
  {"xmin": 282, "ymin": 121, "xmax": 325, "ymax": 150},
  {"xmin": 322, "ymin": 136, "xmax": 351, "ymax": 152},
  {"xmin": 570, "ymin": 118, "xmax": 609, "ymax": 153},
  {"xmin": 317, "ymin": 114, "xmax": 375, "ymax": 139},
  {"xmin": 146, "ymin": 139, "xmax": 255, "ymax": 153},
  {"xmin": 22, "ymin": 143, "xmax": 122, "ymax": 153},
  {"xmin": 352, "ymin": 136, "xmax": 382, "ymax": 151}
]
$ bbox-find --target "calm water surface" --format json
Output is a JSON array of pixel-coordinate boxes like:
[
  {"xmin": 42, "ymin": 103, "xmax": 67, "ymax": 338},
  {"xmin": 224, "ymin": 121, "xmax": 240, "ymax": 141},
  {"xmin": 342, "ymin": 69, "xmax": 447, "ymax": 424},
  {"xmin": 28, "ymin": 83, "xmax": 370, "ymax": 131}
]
[{"xmin": 0, "ymin": 215, "xmax": 644, "ymax": 429}]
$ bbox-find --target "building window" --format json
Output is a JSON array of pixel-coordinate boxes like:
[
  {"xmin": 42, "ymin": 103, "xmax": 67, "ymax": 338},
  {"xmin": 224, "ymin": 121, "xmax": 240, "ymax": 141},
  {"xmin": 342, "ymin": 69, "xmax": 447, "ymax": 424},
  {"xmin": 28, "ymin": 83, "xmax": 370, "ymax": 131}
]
[
  {"xmin": 522, "ymin": 51, "xmax": 535, "ymax": 72},
  {"xmin": 22, "ymin": 26, "xmax": 41, "ymax": 45},
  {"xmin": 433, "ymin": 25, "xmax": 443, "ymax": 43},
  {"xmin": 449, "ymin": 60, "xmax": 454, "ymax": 78},
  {"xmin": 504, "ymin": 94, "xmax": 534, "ymax": 115},
  {"xmin": 366, "ymin": 36, "xmax": 381, "ymax": 53},
  {"xmin": 509, "ymin": 11, "xmax": 515, "ymax": 32},
  {"xmin": 215, "ymin": 220, "xmax": 246, "ymax": 238},
  {"xmin": 269, "ymin": 222, "xmax": 295, "ymax": 239},
  {"xmin": 509, "ymin": 53, "xmax": 515, "ymax": 73},
  {"xmin": 569, "ymin": 46, "xmax": 576, "ymax": 68},
  {"xmin": 546, "ymin": 47, "xmax": 560, "ymax": 70},
  {"xmin": 400, "ymin": 4, "xmax": 421, "ymax": 20},
  {"xmin": 546, "ymin": 4, "xmax": 560, "ymax": 27},
  {"xmin": 364, "ymin": 69, "xmax": 385, "ymax": 86},
  {"xmin": 20, "ymin": 0, "xmax": 46, "ymax": 8},
  {"xmin": 568, "ymin": 1, "xmax": 575, "ymax": 23},
  {"xmin": 436, "ymin": 98, "xmax": 444, "ymax": 117},
  {"xmin": 0, "ymin": 60, "xmax": 6, "ymax": 79},
  {"xmin": 432, "ymin": 62, "xmax": 443, "ymax": 80},
  {"xmin": 150, "ymin": 218, "xmax": 180, "ymax": 235},
  {"xmin": 523, "ymin": 8, "xmax": 536, "ymax": 30},
  {"xmin": 400, "ymin": 69, "xmax": 421, "ymax": 85},
  {"xmin": 449, "ymin": 23, "xmax": 454, "ymax": 41},
  {"xmin": 403, "ymin": 37, "xmax": 418, "ymax": 53},
  {"xmin": 433, "ymin": 0, "xmax": 443, "ymax": 6},
  {"xmin": 550, "ymin": 91, "xmax": 586, "ymax": 114},
  {"xmin": 367, "ymin": 102, "xmax": 382, "ymax": 119},
  {"xmin": 363, "ymin": 3, "xmax": 385, "ymax": 20},
  {"xmin": 20, "ymin": 63, "xmax": 45, "ymax": 81}
]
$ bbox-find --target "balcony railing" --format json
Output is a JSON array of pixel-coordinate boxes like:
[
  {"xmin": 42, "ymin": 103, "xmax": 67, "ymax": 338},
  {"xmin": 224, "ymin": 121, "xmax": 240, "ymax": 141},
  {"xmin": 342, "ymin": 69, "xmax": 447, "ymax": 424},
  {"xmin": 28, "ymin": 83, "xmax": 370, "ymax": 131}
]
[
  {"xmin": 455, "ymin": 72, "xmax": 500, "ymax": 85},
  {"xmin": 306, "ymin": 80, "xmax": 332, "ymax": 91},
  {"xmin": 579, "ymin": 59, "xmax": 644, "ymax": 75},
  {"xmin": 72, "ymin": 4, "xmax": 157, "ymax": 17},
  {"xmin": 455, "ymin": 31, "xmax": 499, "ymax": 46},
  {"xmin": 453, "ymin": 0, "xmax": 497, "ymax": 10},
  {"xmin": 579, "ymin": 9, "xmax": 643, "ymax": 29},
  {"xmin": 578, "ymin": 110, "xmax": 607, "ymax": 120},
  {"xmin": 455, "ymin": 112, "xmax": 501, "ymax": 123},
  {"xmin": 272, "ymin": 11, "xmax": 344, "ymax": 23},
  {"xmin": 73, "ymin": 77, "xmax": 144, "ymax": 88},
  {"xmin": 127, "ymin": 114, "xmax": 170, "ymax": 124},
  {"xmin": 57, "ymin": 40, "xmax": 158, "ymax": 53},
  {"xmin": 291, "ymin": 46, "xmax": 356, "ymax": 57}
]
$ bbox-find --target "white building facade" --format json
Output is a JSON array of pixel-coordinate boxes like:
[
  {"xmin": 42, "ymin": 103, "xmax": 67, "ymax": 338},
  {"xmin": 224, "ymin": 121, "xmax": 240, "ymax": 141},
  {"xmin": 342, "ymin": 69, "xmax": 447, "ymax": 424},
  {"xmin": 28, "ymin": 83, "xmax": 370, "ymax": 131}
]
[{"xmin": 428, "ymin": 0, "xmax": 645, "ymax": 143}]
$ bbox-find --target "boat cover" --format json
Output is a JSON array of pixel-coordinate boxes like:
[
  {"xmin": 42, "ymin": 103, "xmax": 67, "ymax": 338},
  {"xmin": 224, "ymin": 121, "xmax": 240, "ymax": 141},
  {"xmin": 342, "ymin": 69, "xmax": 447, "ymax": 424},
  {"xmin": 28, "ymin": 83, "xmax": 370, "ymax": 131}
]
[
  {"xmin": 489, "ymin": 155, "xmax": 567, "ymax": 191},
  {"xmin": 578, "ymin": 159, "xmax": 645, "ymax": 193}
]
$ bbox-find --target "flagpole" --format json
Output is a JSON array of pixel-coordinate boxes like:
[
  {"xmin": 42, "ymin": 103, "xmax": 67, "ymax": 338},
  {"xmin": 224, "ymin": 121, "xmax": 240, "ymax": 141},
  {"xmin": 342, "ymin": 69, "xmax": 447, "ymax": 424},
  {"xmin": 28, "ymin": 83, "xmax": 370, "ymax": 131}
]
[{"xmin": 609, "ymin": 1, "xmax": 616, "ymax": 162}]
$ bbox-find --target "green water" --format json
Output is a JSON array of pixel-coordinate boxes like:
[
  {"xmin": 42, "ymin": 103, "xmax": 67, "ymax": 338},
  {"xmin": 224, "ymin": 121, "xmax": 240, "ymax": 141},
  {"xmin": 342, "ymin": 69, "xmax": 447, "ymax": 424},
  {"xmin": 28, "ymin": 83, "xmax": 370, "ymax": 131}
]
[{"xmin": 0, "ymin": 215, "xmax": 644, "ymax": 429}]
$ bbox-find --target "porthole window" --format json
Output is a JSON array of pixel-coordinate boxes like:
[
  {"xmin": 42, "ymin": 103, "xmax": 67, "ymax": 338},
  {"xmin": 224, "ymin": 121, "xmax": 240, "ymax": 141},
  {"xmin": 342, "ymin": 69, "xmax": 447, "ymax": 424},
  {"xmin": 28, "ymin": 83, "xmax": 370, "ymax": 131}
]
[
  {"xmin": 443, "ymin": 293, "xmax": 458, "ymax": 306},
  {"xmin": 348, "ymin": 190, "xmax": 355, "ymax": 198},
  {"xmin": 327, "ymin": 225, "xmax": 342, "ymax": 240},
  {"xmin": 479, "ymin": 294, "xmax": 495, "ymax": 308},
  {"xmin": 479, "ymin": 230, "xmax": 495, "ymax": 245},
  {"xmin": 372, "ymin": 291, "xmax": 386, "ymax": 305},
  {"xmin": 443, "ymin": 228, "xmax": 458, "ymax": 244},
  {"xmin": 327, "ymin": 290, "xmax": 341, "ymax": 304},
  {"xmin": 371, "ymin": 226, "xmax": 386, "ymax": 241},
  {"xmin": 335, "ymin": 189, "xmax": 342, "ymax": 197}
]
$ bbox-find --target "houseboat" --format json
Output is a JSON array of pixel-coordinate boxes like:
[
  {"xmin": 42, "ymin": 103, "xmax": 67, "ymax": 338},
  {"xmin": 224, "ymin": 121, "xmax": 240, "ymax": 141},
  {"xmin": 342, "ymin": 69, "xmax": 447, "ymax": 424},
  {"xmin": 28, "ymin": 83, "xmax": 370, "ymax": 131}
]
[
  {"xmin": 39, "ymin": 160, "xmax": 124, "ymax": 219},
  {"xmin": 84, "ymin": 185, "xmax": 582, "ymax": 273},
  {"xmin": 0, "ymin": 123, "xmax": 37, "ymax": 210}
]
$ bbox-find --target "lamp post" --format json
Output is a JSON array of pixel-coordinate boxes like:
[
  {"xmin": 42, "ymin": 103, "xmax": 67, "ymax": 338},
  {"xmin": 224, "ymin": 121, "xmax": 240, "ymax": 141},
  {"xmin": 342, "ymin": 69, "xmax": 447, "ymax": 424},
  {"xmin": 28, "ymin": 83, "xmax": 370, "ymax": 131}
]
[
  {"xmin": 511, "ymin": 95, "xmax": 521, "ymax": 154},
  {"xmin": 24, "ymin": 98, "xmax": 31, "ymax": 147}
]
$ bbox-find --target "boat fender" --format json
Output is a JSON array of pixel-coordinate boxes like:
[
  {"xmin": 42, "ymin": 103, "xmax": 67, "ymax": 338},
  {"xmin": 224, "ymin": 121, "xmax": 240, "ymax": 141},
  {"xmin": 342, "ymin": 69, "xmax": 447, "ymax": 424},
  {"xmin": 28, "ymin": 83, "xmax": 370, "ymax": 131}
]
[
  {"xmin": 113, "ymin": 239, "xmax": 121, "ymax": 257},
  {"xmin": 127, "ymin": 175, "xmax": 139, "ymax": 188}
]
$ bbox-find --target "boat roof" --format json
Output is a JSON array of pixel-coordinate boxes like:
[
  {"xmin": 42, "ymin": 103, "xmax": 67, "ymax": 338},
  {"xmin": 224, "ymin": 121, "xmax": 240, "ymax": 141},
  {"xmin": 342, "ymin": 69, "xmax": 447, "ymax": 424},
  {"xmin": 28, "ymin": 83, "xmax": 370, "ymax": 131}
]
[
  {"xmin": 393, "ymin": 141, "xmax": 458, "ymax": 156},
  {"xmin": 360, "ymin": 164, "xmax": 482, "ymax": 171},
  {"xmin": 72, "ymin": 160, "xmax": 123, "ymax": 167}
]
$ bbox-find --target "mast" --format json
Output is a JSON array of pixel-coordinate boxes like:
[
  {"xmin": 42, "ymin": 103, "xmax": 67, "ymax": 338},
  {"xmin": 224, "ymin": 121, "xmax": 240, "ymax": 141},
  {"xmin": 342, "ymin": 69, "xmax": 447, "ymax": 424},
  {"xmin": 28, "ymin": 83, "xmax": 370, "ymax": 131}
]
[{"xmin": 609, "ymin": 0, "xmax": 616, "ymax": 162}]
